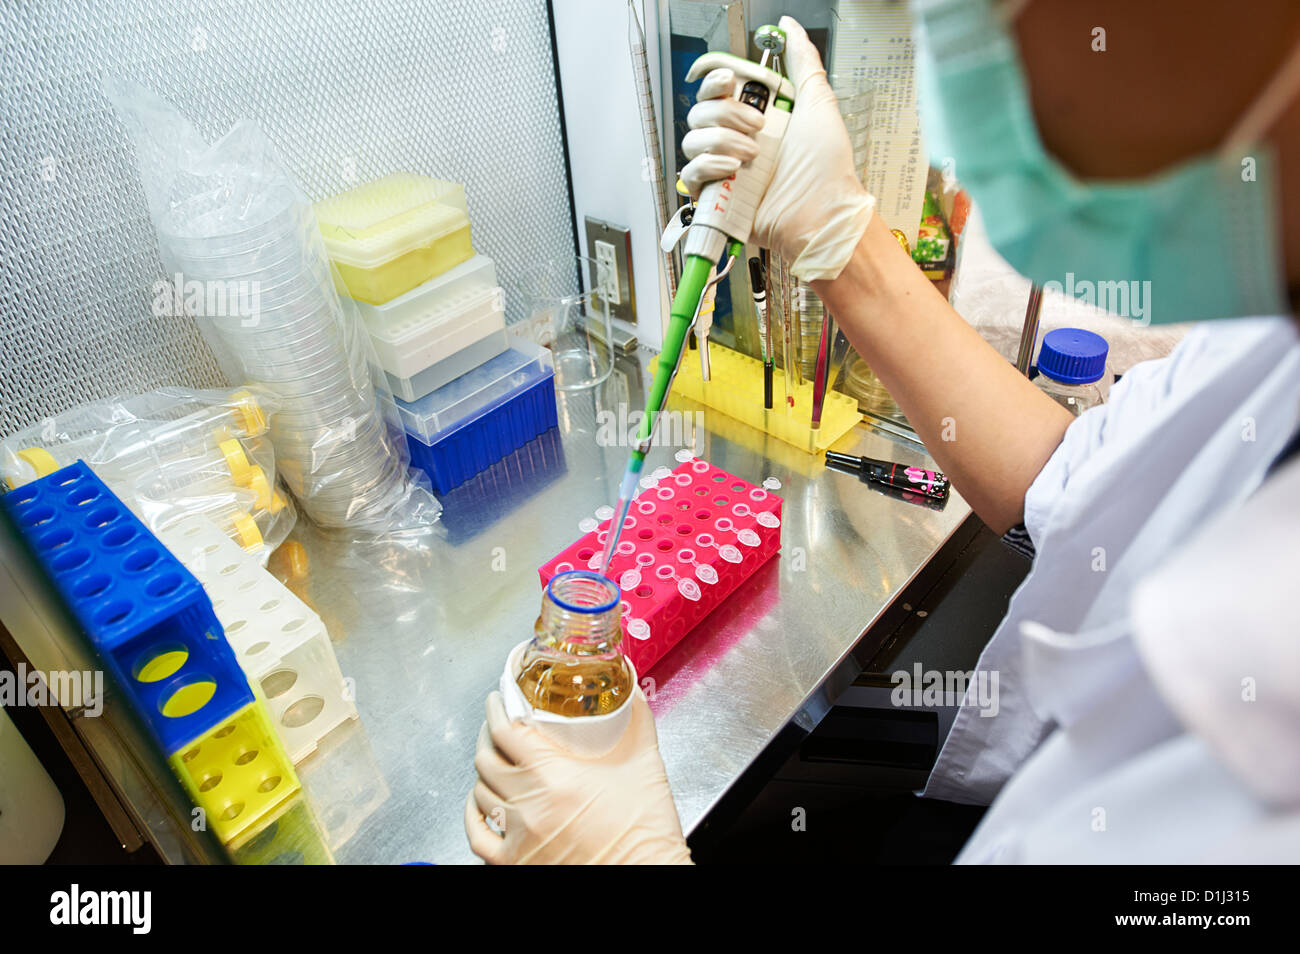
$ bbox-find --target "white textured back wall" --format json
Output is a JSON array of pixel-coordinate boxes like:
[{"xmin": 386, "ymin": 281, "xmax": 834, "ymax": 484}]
[
  {"xmin": 0, "ymin": 0, "xmax": 575, "ymax": 437},
  {"xmin": 552, "ymin": 0, "xmax": 669, "ymax": 349}
]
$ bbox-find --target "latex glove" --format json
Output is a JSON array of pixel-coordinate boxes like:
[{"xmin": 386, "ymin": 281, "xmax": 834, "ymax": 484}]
[
  {"xmin": 464, "ymin": 689, "xmax": 693, "ymax": 865},
  {"xmin": 680, "ymin": 15, "xmax": 874, "ymax": 282}
]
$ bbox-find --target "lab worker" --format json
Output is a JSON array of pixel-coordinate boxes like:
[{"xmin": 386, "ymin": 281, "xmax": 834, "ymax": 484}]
[{"xmin": 468, "ymin": 0, "xmax": 1300, "ymax": 864}]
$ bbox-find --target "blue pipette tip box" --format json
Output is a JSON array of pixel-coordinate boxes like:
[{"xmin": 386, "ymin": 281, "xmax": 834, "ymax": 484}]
[
  {"xmin": 396, "ymin": 338, "xmax": 558, "ymax": 494},
  {"xmin": 1, "ymin": 460, "xmax": 253, "ymax": 754}
]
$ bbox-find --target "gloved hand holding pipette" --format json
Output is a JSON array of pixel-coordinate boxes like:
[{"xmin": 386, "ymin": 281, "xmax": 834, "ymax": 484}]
[
  {"xmin": 680, "ymin": 17, "xmax": 874, "ymax": 282},
  {"xmin": 682, "ymin": 14, "xmax": 1072, "ymax": 534}
]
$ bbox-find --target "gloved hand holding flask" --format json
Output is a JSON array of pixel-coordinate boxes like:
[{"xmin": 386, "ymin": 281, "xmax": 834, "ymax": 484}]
[{"xmin": 466, "ymin": 571, "xmax": 692, "ymax": 864}]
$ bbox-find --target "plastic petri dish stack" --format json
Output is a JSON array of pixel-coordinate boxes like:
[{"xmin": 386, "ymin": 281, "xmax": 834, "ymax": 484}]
[{"xmin": 156, "ymin": 179, "xmax": 410, "ymax": 528}]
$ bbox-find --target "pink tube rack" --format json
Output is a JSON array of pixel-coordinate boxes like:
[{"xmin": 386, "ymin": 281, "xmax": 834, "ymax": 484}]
[{"xmin": 539, "ymin": 458, "xmax": 782, "ymax": 674}]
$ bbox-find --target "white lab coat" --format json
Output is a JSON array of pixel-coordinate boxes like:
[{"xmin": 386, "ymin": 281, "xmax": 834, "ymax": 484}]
[
  {"xmin": 922, "ymin": 316, "xmax": 1300, "ymax": 847},
  {"xmin": 957, "ymin": 450, "xmax": 1300, "ymax": 862}
]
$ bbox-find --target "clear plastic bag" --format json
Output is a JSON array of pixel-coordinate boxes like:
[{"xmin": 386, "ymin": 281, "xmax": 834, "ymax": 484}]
[
  {"xmin": 2, "ymin": 386, "xmax": 295, "ymax": 557},
  {"xmin": 105, "ymin": 79, "xmax": 440, "ymax": 534}
]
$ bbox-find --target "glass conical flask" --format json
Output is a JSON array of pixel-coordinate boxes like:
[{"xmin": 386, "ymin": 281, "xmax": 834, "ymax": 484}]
[{"xmin": 516, "ymin": 571, "xmax": 633, "ymax": 717}]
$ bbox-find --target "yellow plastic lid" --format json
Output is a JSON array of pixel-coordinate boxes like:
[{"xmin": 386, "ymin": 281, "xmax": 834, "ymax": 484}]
[
  {"xmin": 315, "ymin": 173, "xmax": 471, "ymax": 269},
  {"xmin": 220, "ymin": 439, "xmax": 252, "ymax": 484},
  {"xmin": 276, "ymin": 539, "xmax": 309, "ymax": 579},
  {"xmin": 15, "ymin": 447, "xmax": 59, "ymax": 484},
  {"xmin": 230, "ymin": 390, "xmax": 268, "ymax": 437},
  {"xmin": 230, "ymin": 511, "xmax": 264, "ymax": 552},
  {"xmin": 244, "ymin": 467, "xmax": 272, "ymax": 510}
]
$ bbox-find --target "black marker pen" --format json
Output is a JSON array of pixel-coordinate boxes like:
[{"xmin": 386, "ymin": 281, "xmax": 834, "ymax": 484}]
[
  {"xmin": 748, "ymin": 255, "xmax": 773, "ymax": 409},
  {"xmin": 825, "ymin": 451, "xmax": 951, "ymax": 500}
]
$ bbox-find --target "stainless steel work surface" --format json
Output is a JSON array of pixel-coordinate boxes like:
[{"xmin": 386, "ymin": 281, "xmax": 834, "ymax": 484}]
[
  {"xmin": 284, "ymin": 348, "xmax": 971, "ymax": 864},
  {"xmin": 0, "ymin": 347, "xmax": 971, "ymax": 864}
]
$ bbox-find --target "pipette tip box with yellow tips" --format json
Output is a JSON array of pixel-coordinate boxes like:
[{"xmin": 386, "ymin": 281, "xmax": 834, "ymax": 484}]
[
  {"xmin": 316, "ymin": 172, "xmax": 475, "ymax": 305},
  {"xmin": 650, "ymin": 344, "xmax": 860, "ymax": 453}
]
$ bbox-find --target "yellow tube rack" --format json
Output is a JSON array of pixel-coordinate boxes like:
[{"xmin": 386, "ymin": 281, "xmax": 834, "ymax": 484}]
[
  {"xmin": 169, "ymin": 699, "xmax": 301, "ymax": 846},
  {"xmin": 650, "ymin": 343, "xmax": 861, "ymax": 453},
  {"xmin": 228, "ymin": 794, "xmax": 334, "ymax": 864}
]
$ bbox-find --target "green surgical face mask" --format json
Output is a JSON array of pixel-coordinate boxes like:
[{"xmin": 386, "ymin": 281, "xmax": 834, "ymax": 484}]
[{"xmin": 914, "ymin": 0, "xmax": 1299, "ymax": 324}]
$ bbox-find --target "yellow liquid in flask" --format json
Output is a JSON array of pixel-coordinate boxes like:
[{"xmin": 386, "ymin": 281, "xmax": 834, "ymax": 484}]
[{"xmin": 516, "ymin": 572, "xmax": 632, "ymax": 718}]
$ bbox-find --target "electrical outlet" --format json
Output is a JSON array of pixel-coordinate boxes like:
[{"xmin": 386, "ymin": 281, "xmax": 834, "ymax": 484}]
[
  {"xmin": 594, "ymin": 240, "xmax": 620, "ymax": 305},
  {"xmin": 584, "ymin": 217, "xmax": 635, "ymax": 322}
]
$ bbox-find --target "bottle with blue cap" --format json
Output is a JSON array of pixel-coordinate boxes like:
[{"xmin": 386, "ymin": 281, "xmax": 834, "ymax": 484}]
[{"xmin": 1034, "ymin": 327, "xmax": 1112, "ymax": 417}]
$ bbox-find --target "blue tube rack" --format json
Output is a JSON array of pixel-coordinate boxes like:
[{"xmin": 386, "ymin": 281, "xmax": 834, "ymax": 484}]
[{"xmin": 1, "ymin": 461, "xmax": 254, "ymax": 754}]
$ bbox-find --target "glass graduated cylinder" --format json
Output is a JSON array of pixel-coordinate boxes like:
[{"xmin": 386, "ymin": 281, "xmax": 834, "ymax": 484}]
[{"xmin": 516, "ymin": 571, "xmax": 632, "ymax": 718}]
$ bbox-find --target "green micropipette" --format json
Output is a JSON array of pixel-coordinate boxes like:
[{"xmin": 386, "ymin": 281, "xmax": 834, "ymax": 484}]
[
  {"xmin": 598, "ymin": 253, "xmax": 727, "ymax": 573},
  {"xmin": 599, "ymin": 26, "xmax": 793, "ymax": 576}
]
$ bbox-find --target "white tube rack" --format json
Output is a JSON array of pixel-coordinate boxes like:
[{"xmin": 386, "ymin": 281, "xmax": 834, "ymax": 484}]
[{"xmin": 159, "ymin": 516, "xmax": 357, "ymax": 764}]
